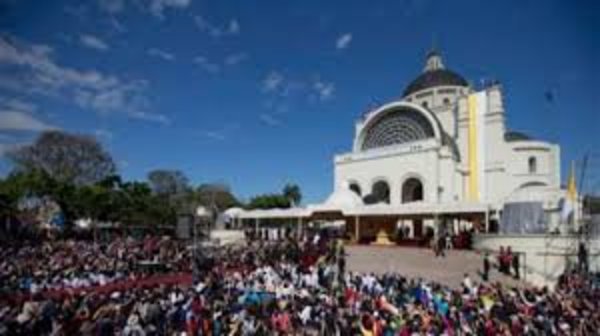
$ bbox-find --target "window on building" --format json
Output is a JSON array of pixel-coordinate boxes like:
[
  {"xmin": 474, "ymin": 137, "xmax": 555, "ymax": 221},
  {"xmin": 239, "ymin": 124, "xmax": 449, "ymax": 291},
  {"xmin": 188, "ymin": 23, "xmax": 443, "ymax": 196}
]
[
  {"xmin": 528, "ymin": 156, "xmax": 537, "ymax": 174},
  {"xmin": 349, "ymin": 183, "xmax": 361, "ymax": 196},
  {"xmin": 443, "ymin": 97, "xmax": 450, "ymax": 105},
  {"xmin": 438, "ymin": 88, "xmax": 457, "ymax": 94},
  {"xmin": 415, "ymin": 91, "xmax": 433, "ymax": 99},
  {"xmin": 421, "ymin": 101, "xmax": 428, "ymax": 108}
]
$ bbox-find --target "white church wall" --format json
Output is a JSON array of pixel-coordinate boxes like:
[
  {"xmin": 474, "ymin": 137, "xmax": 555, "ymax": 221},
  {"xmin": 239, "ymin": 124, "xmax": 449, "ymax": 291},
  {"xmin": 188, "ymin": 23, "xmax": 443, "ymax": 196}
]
[
  {"xmin": 438, "ymin": 153, "xmax": 459, "ymax": 202},
  {"xmin": 335, "ymin": 147, "xmax": 440, "ymax": 205},
  {"xmin": 450, "ymin": 86, "xmax": 562, "ymax": 206},
  {"xmin": 434, "ymin": 108, "xmax": 454, "ymax": 136},
  {"xmin": 506, "ymin": 142, "xmax": 560, "ymax": 192},
  {"xmin": 483, "ymin": 87, "xmax": 509, "ymax": 203}
]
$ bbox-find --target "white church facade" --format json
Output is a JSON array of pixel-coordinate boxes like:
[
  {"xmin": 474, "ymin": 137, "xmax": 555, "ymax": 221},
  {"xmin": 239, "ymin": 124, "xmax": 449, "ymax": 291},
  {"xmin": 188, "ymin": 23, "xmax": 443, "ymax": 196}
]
[
  {"xmin": 333, "ymin": 51, "xmax": 564, "ymax": 234},
  {"xmin": 235, "ymin": 51, "xmax": 569, "ymax": 237}
]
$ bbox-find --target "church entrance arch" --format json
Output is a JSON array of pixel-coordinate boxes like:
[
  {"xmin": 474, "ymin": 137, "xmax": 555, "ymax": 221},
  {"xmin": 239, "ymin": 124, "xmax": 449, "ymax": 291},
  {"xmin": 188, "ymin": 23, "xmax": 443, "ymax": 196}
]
[
  {"xmin": 349, "ymin": 182, "xmax": 362, "ymax": 196},
  {"xmin": 401, "ymin": 177, "xmax": 425, "ymax": 238},
  {"xmin": 402, "ymin": 177, "xmax": 424, "ymax": 203},
  {"xmin": 370, "ymin": 180, "xmax": 390, "ymax": 204}
]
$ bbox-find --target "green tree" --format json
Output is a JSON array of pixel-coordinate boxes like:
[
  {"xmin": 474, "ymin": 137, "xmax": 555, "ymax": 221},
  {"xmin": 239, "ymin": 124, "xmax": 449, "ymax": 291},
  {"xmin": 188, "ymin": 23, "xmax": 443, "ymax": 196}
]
[
  {"xmin": 118, "ymin": 180, "xmax": 174, "ymax": 226},
  {"xmin": 194, "ymin": 183, "xmax": 240, "ymax": 213},
  {"xmin": 147, "ymin": 169, "xmax": 189, "ymax": 196},
  {"xmin": 7, "ymin": 130, "xmax": 116, "ymax": 185},
  {"xmin": 147, "ymin": 169, "xmax": 190, "ymax": 219},
  {"xmin": 282, "ymin": 183, "xmax": 302, "ymax": 207},
  {"xmin": 246, "ymin": 193, "xmax": 291, "ymax": 209}
]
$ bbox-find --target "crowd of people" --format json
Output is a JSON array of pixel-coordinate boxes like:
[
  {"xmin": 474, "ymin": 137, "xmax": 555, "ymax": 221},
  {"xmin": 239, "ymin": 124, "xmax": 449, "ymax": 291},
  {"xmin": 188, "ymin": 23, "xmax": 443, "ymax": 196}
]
[
  {"xmin": 0, "ymin": 236, "xmax": 190, "ymax": 295},
  {"xmin": 0, "ymin": 232, "xmax": 599, "ymax": 335}
]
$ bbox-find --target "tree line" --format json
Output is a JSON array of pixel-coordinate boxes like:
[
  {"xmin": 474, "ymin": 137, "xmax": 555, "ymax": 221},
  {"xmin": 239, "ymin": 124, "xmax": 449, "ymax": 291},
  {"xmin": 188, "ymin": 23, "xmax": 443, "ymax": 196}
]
[{"xmin": 0, "ymin": 130, "xmax": 302, "ymax": 229}]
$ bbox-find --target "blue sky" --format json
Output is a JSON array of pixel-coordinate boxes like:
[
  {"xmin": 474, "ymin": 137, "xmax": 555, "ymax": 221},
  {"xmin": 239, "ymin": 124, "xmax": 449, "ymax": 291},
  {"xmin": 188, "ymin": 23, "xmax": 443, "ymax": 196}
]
[{"xmin": 0, "ymin": 0, "xmax": 598, "ymax": 203}]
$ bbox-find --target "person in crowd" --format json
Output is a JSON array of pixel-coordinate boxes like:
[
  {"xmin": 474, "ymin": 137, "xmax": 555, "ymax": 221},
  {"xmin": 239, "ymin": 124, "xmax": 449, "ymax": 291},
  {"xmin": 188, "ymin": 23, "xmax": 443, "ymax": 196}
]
[
  {"xmin": 436, "ymin": 234, "xmax": 446, "ymax": 258},
  {"xmin": 512, "ymin": 251, "xmax": 520, "ymax": 280},
  {"xmin": 445, "ymin": 232, "xmax": 453, "ymax": 250},
  {"xmin": 462, "ymin": 273, "xmax": 473, "ymax": 295},
  {"xmin": 506, "ymin": 246, "xmax": 514, "ymax": 277},
  {"xmin": 497, "ymin": 246, "xmax": 506, "ymax": 274},
  {"xmin": 579, "ymin": 242, "xmax": 589, "ymax": 273},
  {"xmin": 482, "ymin": 252, "xmax": 490, "ymax": 282}
]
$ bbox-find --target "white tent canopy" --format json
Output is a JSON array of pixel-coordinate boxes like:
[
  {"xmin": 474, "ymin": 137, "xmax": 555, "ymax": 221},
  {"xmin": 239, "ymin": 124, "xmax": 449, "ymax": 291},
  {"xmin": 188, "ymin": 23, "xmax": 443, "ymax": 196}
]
[
  {"xmin": 306, "ymin": 182, "xmax": 364, "ymax": 213},
  {"xmin": 237, "ymin": 207, "xmax": 310, "ymax": 219},
  {"xmin": 231, "ymin": 201, "xmax": 489, "ymax": 220}
]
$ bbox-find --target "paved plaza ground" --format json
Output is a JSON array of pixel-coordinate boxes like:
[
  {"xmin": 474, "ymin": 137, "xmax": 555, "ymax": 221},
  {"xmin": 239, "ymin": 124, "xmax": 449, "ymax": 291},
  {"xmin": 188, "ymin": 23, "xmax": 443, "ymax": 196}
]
[{"xmin": 346, "ymin": 245, "xmax": 524, "ymax": 288}]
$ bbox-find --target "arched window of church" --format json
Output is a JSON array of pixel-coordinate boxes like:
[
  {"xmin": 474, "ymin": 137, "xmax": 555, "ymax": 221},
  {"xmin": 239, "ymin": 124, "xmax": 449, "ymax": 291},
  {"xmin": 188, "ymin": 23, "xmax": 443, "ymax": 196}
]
[
  {"xmin": 360, "ymin": 108, "xmax": 436, "ymax": 151},
  {"xmin": 528, "ymin": 156, "xmax": 537, "ymax": 174},
  {"xmin": 349, "ymin": 183, "xmax": 361, "ymax": 196},
  {"xmin": 421, "ymin": 101, "xmax": 428, "ymax": 108},
  {"xmin": 371, "ymin": 180, "xmax": 390, "ymax": 204}
]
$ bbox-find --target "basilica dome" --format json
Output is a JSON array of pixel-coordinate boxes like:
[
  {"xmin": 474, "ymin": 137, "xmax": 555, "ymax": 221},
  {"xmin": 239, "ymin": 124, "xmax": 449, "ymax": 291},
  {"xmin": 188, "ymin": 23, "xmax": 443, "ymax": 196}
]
[{"xmin": 402, "ymin": 51, "xmax": 468, "ymax": 97}]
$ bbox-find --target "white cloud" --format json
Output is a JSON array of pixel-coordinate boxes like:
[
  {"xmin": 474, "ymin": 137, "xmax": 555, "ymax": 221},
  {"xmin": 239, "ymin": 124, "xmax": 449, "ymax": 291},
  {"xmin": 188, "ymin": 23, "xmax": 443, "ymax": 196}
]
[
  {"xmin": 224, "ymin": 52, "xmax": 247, "ymax": 66},
  {"xmin": 0, "ymin": 143, "xmax": 21, "ymax": 157},
  {"xmin": 259, "ymin": 113, "xmax": 280, "ymax": 127},
  {"xmin": 0, "ymin": 96, "xmax": 52, "ymax": 132},
  {"xmin": 80, "ymin": 34, "xmax": 110, "ymax": 51},
  {"xmin": 262, "ymin": 71, "xmax": 284, "ymax": 92},
  {"xmin": 313, "ymin": 79, "xmax": 335, "ymax": 100},
  {"xmin": 73, "ymin": 79, "xmax": 152, "ymax": 116},
  {"xmin": 198, "ymin": 123, "xmax": 240, "ymax": 141},
  {"xmin": 260, "ymin": 71, "xmax": 335, "ymax": 106},
  {"xmin": 108, "ymin": 17, "xmax": 127, "ymax": 33},
  {"xmin": 335, "ymin": 33, "xmax": 352, "ymax": 50},
  {"xmin": 98, "ymin": 0, "xmax": 190, "ymax": 18},
  {"xmin": 128, "ymin": 110, "xmax": 170, "ymax": 124},
  {"xmin": 0, "ymin": 36, "xmax": 167, "ymax": 124},
  {"xmin": 0, "ymin": 110, "xmax": 57, "ymax": 131},
  {"xmin": 194, "ymin": 15, "xmax": 241, "ymax": 38},
  {"xmin": 193, "ymin": 56, "xmax": 220, "ymax": 73},
  {"xmin": 147, "ymin": 48, "xmax": 175, "ymax": 61},
  {"xmin": 148, "ymin": 0, "xmax": 190, "ymax": 18},
  {"xmin": 97, "ymin": 0, "xmax": 124, "ymax": 14},
  {"xmin": 0, "ymin": 98, "xmax": 37, "ymax": 113},
  {"xmin": 228, "ymin": 19, "xmax": 240, "ymax": 34},
  {"xmin": 192, "ymin": 53, "xmax": 246, "ymax": 74},
  {"xmin": 200, "ymin": 130, "xmax": 226, "ymax": 141},
  {"xmin": 94, "ymin": 128, "xmax": 114, "ymax": 140}
]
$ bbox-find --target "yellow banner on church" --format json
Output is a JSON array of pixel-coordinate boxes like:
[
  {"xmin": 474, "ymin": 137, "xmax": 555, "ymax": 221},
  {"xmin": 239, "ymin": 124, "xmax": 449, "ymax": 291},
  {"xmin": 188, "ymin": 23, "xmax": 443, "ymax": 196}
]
[{"xmin": 467, "ymin": 91, "xmax": 487, "ymax": 201}]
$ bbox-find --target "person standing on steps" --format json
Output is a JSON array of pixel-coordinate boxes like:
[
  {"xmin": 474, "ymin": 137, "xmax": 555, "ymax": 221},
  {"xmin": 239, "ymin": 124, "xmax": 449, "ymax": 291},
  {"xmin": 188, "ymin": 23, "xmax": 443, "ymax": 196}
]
[
  {"xmin": 578, "ymin": 242, "xmax": 588, "ymax": 274},
  {"xmin": 483, "ymin": 252, "xmax": 490, "ymax": 282},
  {"xmin": 512, "ymin": 252, "xmax": 520, "ymax": 280},
  {"xmin": 435, "ymin": 235, "xmax": 446, "ymax": 258}
]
